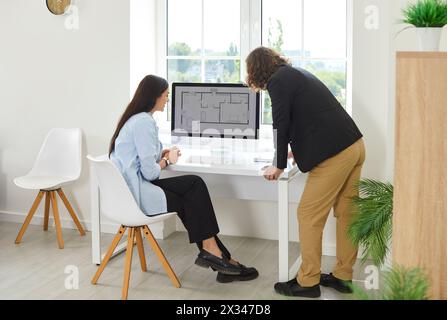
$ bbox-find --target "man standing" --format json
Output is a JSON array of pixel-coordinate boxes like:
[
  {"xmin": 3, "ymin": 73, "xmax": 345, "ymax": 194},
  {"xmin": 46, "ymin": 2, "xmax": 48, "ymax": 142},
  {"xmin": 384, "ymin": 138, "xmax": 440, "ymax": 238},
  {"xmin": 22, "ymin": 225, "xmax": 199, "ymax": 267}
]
[{"xmin": 246, "ymin": 47, "xmax": 365, "ymax": 298}]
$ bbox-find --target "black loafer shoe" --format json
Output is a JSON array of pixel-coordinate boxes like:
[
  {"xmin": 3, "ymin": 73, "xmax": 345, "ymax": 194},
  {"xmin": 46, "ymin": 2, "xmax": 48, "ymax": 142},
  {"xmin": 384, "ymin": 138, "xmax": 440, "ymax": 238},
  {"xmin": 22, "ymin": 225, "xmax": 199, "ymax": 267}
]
[
  {"xmin": 320, "ymin": 273, "xmax": 353, "ymax": 294},
  {"xmin": 195, "ymin": 250, "xmax": 242, "ymax": 275},
  {"xmin": 216, "ymin": 264, "xmax": 259, "ymax": 283},
  {"xmin": 274, "ymin": 279, "xmax": 321, "ymax": 298}
]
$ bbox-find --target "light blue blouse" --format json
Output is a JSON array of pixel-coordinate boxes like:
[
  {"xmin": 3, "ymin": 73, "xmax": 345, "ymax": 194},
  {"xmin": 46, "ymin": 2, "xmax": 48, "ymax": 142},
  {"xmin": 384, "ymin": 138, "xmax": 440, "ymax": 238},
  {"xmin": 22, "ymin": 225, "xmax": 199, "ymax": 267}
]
[{"xmin": 110, "ymin": 112, "xmax": 167, "ymax": 216}]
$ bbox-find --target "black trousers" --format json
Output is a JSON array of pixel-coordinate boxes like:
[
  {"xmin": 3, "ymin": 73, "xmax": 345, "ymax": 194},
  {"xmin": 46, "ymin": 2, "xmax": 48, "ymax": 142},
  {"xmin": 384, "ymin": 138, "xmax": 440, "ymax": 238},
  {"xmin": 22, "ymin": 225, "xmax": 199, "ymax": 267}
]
[{"xmin": 151, "ymin": 175, "xmax": 231, "ymax": 259}]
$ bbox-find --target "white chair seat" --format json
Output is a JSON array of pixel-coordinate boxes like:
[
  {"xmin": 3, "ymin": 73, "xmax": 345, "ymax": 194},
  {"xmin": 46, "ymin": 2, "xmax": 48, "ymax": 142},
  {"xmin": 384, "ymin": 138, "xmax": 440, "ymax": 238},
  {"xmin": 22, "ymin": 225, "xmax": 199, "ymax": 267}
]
[
  {"xmin": 14, "ymin": 175, "xmax": 76, "ymax": 190},
  {"xmin": 14, "ymin": 128, "xmax": 82, "ymax": 190},
  {"xmin": 88, "ymin": 155, "xmax": 178, "ymax": 227},
  {"xmin": 108, "ymin": 211, "xmax": 178, "ymax": 228}
]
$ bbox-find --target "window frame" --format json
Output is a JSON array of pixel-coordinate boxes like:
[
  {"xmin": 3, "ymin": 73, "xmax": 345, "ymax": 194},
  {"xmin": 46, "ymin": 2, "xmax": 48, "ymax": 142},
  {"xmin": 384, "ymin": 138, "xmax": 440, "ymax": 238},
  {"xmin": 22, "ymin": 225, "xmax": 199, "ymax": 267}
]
[{"xmin": 155, "ymin": 0, "xmax": 352, "ymax": 136}]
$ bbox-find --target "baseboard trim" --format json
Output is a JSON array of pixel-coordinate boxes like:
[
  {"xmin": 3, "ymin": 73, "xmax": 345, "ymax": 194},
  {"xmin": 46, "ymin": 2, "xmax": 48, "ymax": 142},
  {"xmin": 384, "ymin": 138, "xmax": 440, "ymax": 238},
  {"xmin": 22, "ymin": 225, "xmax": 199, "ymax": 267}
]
[{"xmin": 0, "ymin": 210, "xmax": 176, "ymax": 240}]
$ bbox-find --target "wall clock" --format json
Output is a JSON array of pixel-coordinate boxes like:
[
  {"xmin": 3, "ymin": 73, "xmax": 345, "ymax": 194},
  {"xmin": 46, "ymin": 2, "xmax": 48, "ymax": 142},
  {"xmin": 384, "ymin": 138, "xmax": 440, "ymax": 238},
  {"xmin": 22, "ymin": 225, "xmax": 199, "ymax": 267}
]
[{"xmin": 46, "ymin": 0, "xmax": 71, "ymax": 15}]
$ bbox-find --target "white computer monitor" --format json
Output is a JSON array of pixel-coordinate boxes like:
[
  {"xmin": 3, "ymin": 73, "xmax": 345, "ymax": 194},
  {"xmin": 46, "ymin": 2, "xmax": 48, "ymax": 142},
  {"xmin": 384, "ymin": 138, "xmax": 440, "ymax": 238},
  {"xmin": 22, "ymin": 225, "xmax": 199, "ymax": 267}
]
[{"xmin": 171, "ymin": 83, "xmax": 260, "ymax": 139}]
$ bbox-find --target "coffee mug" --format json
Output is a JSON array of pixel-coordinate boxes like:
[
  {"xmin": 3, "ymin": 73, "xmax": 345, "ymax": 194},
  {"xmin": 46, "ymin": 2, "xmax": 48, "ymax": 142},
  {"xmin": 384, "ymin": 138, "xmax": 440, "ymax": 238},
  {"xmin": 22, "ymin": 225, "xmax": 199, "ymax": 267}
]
[{"xmin": 169, "ymin": 146, "xmax": 180, "ymax": 164}]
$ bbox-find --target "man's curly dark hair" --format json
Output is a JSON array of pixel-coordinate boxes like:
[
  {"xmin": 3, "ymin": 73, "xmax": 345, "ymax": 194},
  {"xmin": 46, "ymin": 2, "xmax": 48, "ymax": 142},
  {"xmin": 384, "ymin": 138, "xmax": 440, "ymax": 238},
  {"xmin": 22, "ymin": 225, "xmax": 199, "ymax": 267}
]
[{"xmin": 245, "ymin": 47, "xmax": 290, "ymax": 90}]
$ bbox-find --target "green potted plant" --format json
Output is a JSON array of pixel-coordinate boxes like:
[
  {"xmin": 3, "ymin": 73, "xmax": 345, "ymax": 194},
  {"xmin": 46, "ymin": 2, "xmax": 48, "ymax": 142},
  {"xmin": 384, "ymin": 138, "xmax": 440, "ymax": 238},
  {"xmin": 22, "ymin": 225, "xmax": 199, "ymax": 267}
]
[
  {"xmin": 348, "ymin": 179, "xmax": 393, "ymax": 267},
  {"xmin": 347, "ymin": 179, "xmax": 431, "ymax": 299},
  {"xmin": 352, "ymin": 266, "xmax": 430, "ymax": 300},
  {"xmin": 401, "ymin": 0, "xmax": 447, "ymax": 51}
]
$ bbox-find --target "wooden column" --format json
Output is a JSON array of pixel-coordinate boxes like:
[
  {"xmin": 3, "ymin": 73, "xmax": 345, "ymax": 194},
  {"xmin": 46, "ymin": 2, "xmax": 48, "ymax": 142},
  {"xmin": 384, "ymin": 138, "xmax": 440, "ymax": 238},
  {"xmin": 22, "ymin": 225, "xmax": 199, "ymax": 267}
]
[{"xmin": 394, "ymin": 52, "xmax": 447, "ymax": 299}]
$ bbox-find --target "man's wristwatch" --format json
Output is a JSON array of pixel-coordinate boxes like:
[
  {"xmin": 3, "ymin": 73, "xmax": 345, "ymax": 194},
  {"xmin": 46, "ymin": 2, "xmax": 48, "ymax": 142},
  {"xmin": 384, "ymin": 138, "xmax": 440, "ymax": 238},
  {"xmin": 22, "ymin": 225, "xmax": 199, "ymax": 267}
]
[{"xmin": 162, "ymin": 157, "xmax": 170, "ymax": 166}]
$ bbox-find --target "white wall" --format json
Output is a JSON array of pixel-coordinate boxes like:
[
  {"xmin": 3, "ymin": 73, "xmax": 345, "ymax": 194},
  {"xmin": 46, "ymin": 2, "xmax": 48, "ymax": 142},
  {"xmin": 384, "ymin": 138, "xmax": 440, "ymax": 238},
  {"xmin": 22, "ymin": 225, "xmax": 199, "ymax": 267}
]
[
  {"xmin": 0, "ymin": 0, "xmax": 130, "ymax": 230},
  {"xmin": 352, "ymin": 0, "xmax": 392, "ymax": 182},
  {"xmin": 2, "ymin": 0, "xmax": 438, "ymax": 256},
  {"xmin": 130, "ymin": 0, "xmax": 157, "ymax": 95}
]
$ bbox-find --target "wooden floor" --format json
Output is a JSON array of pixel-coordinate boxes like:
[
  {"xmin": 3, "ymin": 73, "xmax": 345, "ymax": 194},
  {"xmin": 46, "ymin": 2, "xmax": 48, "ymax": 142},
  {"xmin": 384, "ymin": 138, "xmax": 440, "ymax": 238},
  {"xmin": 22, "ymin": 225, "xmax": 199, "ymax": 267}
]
[{"xmin": 0, "ymin": 221, "xmax": 375, "ymax": 300}]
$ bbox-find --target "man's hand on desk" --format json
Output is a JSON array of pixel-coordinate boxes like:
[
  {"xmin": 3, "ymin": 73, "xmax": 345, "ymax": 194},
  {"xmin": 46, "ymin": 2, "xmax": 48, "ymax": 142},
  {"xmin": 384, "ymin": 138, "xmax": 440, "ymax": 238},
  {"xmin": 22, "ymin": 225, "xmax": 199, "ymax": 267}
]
[
  {"xmin": 288, "ymin": 151, "xmax": 296, "ymax": 165},
  {"xmin": 263, "ymin": 166, "xmax": 284, "ymax": 181}
]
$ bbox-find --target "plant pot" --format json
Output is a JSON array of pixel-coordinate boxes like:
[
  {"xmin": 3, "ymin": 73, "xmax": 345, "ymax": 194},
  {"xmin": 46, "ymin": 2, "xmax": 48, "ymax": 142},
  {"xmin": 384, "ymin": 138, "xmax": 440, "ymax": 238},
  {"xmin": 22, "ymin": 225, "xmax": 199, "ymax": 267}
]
[{"xmin": 416, "ymin": 27, "xmax": 443, "ymax": 51}]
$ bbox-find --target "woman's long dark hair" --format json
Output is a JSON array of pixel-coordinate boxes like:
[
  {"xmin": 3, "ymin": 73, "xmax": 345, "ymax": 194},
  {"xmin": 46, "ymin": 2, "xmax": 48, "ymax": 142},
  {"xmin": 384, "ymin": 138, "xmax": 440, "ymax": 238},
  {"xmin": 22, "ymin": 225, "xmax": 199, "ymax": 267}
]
[{"xmin": 109, "ymin": 75, "xmax": 169, "ymax": 155}]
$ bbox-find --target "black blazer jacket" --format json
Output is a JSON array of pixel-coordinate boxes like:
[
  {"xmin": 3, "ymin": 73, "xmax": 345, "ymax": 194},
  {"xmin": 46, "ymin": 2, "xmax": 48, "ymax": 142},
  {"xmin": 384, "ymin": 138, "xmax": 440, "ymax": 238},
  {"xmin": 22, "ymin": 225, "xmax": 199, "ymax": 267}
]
[{"xmin": 267, "ymin": 65, "xmax": 363, "ymax": 173}]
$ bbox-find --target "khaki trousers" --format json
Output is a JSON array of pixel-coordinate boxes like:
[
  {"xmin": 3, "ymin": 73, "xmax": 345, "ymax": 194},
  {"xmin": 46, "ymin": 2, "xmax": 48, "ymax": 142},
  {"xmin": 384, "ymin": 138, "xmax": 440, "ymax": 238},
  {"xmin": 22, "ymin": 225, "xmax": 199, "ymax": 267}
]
[{"xmin": 297, "ymin": 139, "xmax": 366, "ymax": 287}]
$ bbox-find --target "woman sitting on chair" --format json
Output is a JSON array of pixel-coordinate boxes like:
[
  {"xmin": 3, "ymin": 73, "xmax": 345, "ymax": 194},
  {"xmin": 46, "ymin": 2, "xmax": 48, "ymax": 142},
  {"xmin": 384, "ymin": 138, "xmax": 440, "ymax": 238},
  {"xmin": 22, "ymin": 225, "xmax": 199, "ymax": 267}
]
[{"xmin": 109, "ymin": 75, "xmax": 258, "ymax": 283}]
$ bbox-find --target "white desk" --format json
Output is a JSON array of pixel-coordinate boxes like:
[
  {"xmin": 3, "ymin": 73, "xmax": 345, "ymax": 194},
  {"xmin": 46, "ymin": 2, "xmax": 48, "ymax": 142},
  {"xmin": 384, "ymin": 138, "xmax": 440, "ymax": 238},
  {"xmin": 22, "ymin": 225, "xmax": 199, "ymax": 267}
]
[{"xmin": 90, "ymin": 140, "xmax": 302, "ymax": 282}]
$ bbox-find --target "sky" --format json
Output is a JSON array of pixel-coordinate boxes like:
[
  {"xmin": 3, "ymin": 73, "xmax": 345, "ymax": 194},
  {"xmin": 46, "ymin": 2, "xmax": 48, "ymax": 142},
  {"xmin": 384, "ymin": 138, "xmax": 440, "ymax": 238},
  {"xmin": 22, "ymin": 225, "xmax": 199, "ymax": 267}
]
[
  {"xmin": 168, "ymin": 0, "xmax": 240, "ymax": 54},
  {"xmin": 168, "ymin": 0, "xmax": 346, "ymax": 58}
]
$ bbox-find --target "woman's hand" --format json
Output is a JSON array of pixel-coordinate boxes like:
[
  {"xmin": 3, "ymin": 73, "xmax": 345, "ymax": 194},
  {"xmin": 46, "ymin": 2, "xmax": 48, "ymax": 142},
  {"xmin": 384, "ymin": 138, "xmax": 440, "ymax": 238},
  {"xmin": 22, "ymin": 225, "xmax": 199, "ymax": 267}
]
[
  {"xmin": 168, "ymin": 147, "xmax": 182, "ymax": 164},
  {"xmin": 263, "ymin": 166, "xmax": 284, "ymax": 181},
  {"xmin": 158, "ymin": 159, "xmax": 168, "ymax": 170},
  {"xmin": 162, "ymin": 148, "xmax": 182, "ymax": 160},
  {"xmin": 162, "ymin": 149, "xmax": 170, "ymax": 158}
]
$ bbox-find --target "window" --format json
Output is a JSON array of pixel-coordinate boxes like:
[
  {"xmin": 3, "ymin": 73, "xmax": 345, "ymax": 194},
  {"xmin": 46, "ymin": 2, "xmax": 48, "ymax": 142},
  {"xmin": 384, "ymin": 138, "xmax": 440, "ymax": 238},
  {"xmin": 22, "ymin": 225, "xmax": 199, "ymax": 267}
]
[
  {"xmin": 166, "ymin": 0, "xmax": 241, "ymax": 119},
  {"xmin": 262, "ymin": 0, "xmax": 348, "ymax": 124},
  {"xmin": 158, "ymin": 0, "xmax": 350, "ymax": 128}
]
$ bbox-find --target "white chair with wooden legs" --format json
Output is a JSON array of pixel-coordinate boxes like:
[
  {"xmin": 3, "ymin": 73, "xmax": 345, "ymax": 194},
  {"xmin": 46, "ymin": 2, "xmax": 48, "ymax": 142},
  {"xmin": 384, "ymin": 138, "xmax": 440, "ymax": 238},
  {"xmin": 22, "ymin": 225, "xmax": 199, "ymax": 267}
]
[
  {"xmin": 87, "ymin": 155, "xmax": 181, "ymax": 300},
  {"xmin": 14, "ymin": 128, "xmax": 85, "ymax": 249}
]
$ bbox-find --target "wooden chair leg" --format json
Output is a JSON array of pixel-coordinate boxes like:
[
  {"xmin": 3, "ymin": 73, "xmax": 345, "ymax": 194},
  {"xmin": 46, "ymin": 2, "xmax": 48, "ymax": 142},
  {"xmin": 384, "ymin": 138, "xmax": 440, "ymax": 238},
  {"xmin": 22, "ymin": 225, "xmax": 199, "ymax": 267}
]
[
  {"xmin": 135, "ymin": 227, "xmax": 147, "ymax": 272},
  {"xmin": 56, "ymin": 188, "xmax": 86, "ymax": 236},
  {"xmin": 91, "ymin": 225, "xmax": 127, "ymax": 284},
  {"xmin": 43, "ymin": 192, "xmax": 50, "ymax": 231},
  {"xmin": 142, "ymin": 225, "xmax": 181, "ymax": 288},
  {"xmin": 50, "ymin": 191, "xmax": 64, "ymax": 249},
  {"xmin": 122, "ymin": 228, "xmax": 135, "ymax": 300},
  {"xmin": 15, "ymin": 191, "xmax": 45, "ymax": 244}
]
